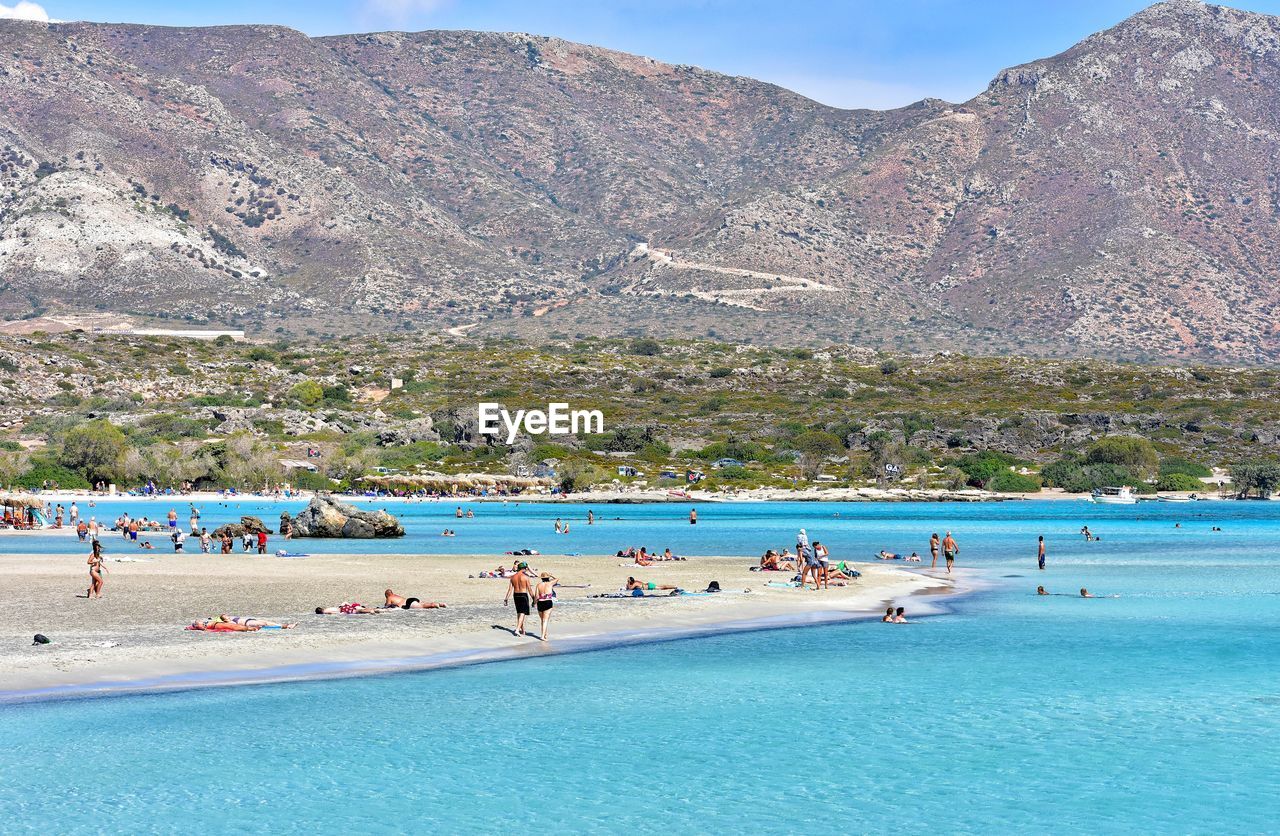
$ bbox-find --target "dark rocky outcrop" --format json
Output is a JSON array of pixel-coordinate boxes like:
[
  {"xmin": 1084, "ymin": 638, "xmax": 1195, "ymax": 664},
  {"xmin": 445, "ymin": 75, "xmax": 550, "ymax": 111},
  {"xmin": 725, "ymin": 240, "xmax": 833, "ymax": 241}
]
[
  {"xmin": 282, "ymin": 495, "xmax": 404, "ymax": 538},
  {"xmin": 211, "ymin": 515, "xmax": 271, "ymax": 538}
]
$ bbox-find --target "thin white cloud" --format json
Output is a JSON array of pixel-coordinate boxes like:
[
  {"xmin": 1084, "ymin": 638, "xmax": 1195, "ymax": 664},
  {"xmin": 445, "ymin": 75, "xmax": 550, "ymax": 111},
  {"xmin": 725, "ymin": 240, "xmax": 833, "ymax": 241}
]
[
  {"xmin": 0, "ymin": 1, "xmax": 52, "ymax": 21},
  {"xmin": 767, "ymin": 72, "xmax": 981, "ymax": 111}
]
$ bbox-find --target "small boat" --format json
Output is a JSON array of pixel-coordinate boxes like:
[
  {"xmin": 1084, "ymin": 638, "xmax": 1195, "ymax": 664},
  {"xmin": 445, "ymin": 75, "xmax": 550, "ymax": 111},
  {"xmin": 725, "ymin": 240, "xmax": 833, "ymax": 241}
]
[
  {"xmin": 1091, "ymin": 486, "xmax": 1138, "ymax": 505},
  {"xmin": 1156, "ymin": 494, "xmax": 1196, "ymax": 502}
]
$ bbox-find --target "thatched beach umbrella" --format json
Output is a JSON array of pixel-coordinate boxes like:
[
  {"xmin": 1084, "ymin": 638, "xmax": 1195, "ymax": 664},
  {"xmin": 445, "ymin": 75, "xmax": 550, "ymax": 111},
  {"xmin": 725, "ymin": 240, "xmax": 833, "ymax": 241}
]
[{"xmin": 0, "ymin": 493, "xmax": 45, "ymax": 509}]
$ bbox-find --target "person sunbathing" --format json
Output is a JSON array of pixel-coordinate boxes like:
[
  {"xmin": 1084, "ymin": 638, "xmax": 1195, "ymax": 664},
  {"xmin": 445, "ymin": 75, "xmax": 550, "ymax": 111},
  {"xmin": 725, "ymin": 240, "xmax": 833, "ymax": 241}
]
[
  {"xmin": 315, "ymin": 602, "xmax": 381, "ymax": 614},
  {"xmin": 661, "ymin": 548, "xmax": 685, "ymax": 561},
  {"xmin": 186, "ymin": 618, "xmax": 259, "ymax": 632},
  {"xmin": 196, "ymin": 614, "xmax": 295, "ymax": 629},
  {"xmin": 626, "ymin": 577, "xmax": 678, "ymax": 592},
  {"xmin": 876, "ymin": 550, "xmax": 900, "ymax": 560},
  {"xmin": 384, "ymin": 588, "xmax": 447, "ymax": 609},
  {"xmin": 826, "ymin": 565, "xmax": 856, "ymax": 581}
]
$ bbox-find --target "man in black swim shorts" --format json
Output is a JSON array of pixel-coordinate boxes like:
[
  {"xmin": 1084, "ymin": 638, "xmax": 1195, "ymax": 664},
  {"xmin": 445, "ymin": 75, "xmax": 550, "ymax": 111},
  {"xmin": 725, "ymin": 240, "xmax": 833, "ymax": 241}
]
[{"xmin": 504, "ymin": 561, "xmax": 535, "ymax": 636}]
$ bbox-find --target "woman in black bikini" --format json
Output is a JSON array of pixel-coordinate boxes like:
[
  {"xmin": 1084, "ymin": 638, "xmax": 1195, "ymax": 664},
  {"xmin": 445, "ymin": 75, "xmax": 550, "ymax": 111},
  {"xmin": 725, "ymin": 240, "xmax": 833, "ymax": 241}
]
[{"xmin": 535, "ymin": 572, "xmax": 557, "ymax": 642}]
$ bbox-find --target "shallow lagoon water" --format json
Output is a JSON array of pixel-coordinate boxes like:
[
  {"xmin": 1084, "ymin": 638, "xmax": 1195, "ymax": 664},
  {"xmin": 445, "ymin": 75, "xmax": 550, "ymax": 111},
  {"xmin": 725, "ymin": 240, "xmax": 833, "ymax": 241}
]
[
  {"xmin": 11, "ymin": 494, "xmax": 1280, "ymax": 560},
  {"xmin": 2, "ymin": 501, "xmax": 1278, "ymax": 832}
]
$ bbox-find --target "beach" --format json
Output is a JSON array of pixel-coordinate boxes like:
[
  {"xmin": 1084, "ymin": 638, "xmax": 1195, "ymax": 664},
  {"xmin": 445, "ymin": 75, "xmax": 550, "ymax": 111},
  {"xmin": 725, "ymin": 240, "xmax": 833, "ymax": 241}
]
[
  {"xmin": 0, "ymin": 550, "xmax": 951, "ymax": 698},
  {"xmin": 14, "ymin": 484, "xmax": 1131, "ymax": 506}
]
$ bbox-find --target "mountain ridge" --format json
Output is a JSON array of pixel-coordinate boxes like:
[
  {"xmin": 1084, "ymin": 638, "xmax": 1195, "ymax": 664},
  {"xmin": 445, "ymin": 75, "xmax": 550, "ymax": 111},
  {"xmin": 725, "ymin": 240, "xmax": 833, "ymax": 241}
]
[{"xmin": 2, "ymin": 0, "xmax": 1278, "ymax": 361}]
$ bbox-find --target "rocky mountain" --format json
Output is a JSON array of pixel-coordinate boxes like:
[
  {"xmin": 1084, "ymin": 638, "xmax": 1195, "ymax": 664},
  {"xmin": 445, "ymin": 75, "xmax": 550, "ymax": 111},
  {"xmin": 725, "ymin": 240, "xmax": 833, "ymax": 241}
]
[{"xmin": 2, "ymin": 0, "xmax": 1279, "ymax": 361}]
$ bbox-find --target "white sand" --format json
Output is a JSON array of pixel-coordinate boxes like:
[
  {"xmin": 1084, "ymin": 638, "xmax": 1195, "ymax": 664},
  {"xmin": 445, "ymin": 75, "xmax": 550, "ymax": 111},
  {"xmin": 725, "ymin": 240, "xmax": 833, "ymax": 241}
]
[{"xmin": 0, "ymin": 551, "xmax": 958, "ymax": 698}]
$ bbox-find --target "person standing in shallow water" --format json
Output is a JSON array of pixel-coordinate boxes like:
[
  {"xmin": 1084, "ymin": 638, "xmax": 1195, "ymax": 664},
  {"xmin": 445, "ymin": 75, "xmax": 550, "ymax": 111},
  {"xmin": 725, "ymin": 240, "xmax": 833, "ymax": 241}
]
[
  {"xmin": 689, "ymin": 508, "xmax": 697, "ymax": 525},
  {"xmin": 1037, "ymin": 535, "xmax": 1046, "ymax": 570},
  {"xmin": 929, "ymin": 533, "xmax": 940, "ymax": 569}
]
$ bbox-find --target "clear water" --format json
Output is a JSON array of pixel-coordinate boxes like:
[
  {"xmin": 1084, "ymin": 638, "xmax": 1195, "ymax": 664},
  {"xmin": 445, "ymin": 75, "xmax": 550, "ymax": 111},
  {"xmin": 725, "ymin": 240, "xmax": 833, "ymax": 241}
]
[
  {"xmin": 2, "ymin": 501, "xmax": 1278, "ymax": 833},
  {"xmin": 12, "ymin": 495, "xmax": 1279, "ymax": 560}
]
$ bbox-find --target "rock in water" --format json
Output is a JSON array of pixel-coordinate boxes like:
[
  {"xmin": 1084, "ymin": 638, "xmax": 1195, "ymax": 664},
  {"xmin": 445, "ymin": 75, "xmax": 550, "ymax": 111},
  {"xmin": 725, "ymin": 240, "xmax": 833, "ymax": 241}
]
[
  {"xmin": 290, "ymin": 495, "xmax": 404, "ymax": 538},
  {"xmin": 211, "ymin": 515, "xmax": 272, "ymax": 539}
]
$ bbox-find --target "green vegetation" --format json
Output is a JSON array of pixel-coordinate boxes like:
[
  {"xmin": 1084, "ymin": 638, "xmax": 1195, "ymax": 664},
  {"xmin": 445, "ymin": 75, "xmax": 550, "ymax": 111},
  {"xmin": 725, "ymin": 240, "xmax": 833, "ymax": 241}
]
[
  {"xmin": 953, "ymin": 450, "xmax": 1025, "ymax": 488},
  {"xmin": 1084, "ymin": 437, "xmax": 1159, "ymax": 480},
  {"xmin": 287, "ymin": 380, "xmax": 324, "ymax": 407},
  {"xmin": 3, "ymin": 333, "xmax": 1278, "ymax": 495},
  {"xmin": 1229, "ymin": 461, "xmax": 1280, "ymax": 499},
  {"xmin": 59, "ymin": 420, "xmax": 128, "ymax": 485},
  {"xmin": 18, "ymin": 460, "xmax": 90, "ymax": 490},
  {"xmin": 1156, "ymin": 472, "xmax": 1205, "ymax": 492}
]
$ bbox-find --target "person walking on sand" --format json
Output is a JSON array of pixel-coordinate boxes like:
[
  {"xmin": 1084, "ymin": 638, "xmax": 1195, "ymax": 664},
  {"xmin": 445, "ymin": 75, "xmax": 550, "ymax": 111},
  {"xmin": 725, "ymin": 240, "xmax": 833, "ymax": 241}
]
[
  {"xmin": 256, "ymin": 529, "xmax": 268, "ymax": 555},
  {"xmin": 1037, "ymin": 535, "xmax": 1046, "ymax": 571},
  {"xmin": 929, "ymin": 533, "xmax": 940, "ymax": 569},
  {"xmin": 535, "ymin": 571, "xmax": 557, "ymax": 641},
  {"xmin": 504, "ymin": 561, "xmax": 536, "ymax": 636},
  {"xmin": 87, "ymin": 539, "xmax": 105, "ymax": 599},
  {"xmin": 943, "ymin": 531, "xmax": 958, "ymax": 573}
]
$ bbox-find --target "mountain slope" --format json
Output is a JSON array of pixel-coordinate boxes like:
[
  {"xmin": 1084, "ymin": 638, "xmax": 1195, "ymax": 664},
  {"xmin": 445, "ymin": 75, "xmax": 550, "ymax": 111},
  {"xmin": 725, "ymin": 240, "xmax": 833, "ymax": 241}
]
[{"xmin": 1, "ymin": 1, "xmax": 1279, "ymax": 360}]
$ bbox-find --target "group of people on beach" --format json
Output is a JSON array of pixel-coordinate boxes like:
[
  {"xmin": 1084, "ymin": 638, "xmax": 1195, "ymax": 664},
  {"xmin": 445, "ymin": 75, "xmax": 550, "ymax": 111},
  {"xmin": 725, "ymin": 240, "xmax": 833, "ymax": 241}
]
[
  {"xmin": 618, "ymin": 546, "xmax": 685, "ymax": 565},
  {"xmin": 70, "ymin": 503, "xmax": 973, "ymax": 650}
]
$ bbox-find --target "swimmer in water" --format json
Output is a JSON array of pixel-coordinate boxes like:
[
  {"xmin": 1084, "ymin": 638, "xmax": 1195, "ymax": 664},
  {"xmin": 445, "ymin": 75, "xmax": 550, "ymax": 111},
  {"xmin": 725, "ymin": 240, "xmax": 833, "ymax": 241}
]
[
  {"xmin": 1037, "ymin": 586, "xmax": 1048, "ymax": 596},
  {"xmin": 882, "ymin": 607, "xmax": 894, "ymax": 623},
  {"xmin": 1080, "ymin": 588, "xmax": 1096, "ymax": 598}
]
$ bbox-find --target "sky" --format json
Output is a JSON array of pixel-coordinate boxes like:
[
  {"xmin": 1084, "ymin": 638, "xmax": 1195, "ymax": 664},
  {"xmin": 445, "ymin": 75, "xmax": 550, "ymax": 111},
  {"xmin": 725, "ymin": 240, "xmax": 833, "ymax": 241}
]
[{"xmin": 4, "ymin": 0, "xmax": 1280, "ymax": 108}]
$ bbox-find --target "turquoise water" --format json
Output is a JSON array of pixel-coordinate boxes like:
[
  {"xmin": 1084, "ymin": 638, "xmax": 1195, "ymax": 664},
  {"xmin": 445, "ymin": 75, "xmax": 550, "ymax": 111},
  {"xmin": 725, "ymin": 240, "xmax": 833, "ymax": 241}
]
[
  {"xmin": 2, "ymin": 501, "xmax": 1279, "ymax": 832},
  {"xmin": 10, "ymin": 495, "xmax": 1279, "ymax": 560}
]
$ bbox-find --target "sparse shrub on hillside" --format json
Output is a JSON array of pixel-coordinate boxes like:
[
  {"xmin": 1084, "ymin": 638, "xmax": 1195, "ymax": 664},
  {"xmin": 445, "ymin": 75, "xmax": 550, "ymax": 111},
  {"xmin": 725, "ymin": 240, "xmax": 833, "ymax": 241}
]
[
  {"xmin": 18, "ymin": 459, "xmax": 90, "ymax": 490},
  {"xmin": 630, "ymin": 338, "xmax": 661, "ymax": 356},
  {"xmin": 286, "ymin": 380, "xmax": 324, "ymax": 407},
  {"xmin": 59, "ymin": 420, "xmax": 129, "ymax": 485},
  {"xmin": 987, "ymin": 470, "xmax": 1041, "ymax": 493},
  {"xmin": 1086, "ymin": 436, "xmax": 1159, "ymax": 480},
  {"xmin": 1159, "ymin": 457, "xmax": 1212, "ymax": 479},
  {"xmin": 953, "ymin": 450, "xmax": 1025, "ymax": 488},
  {"xmin": 1156, "ymin": 472, "xmax": 1205, "ymax": 492}
]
